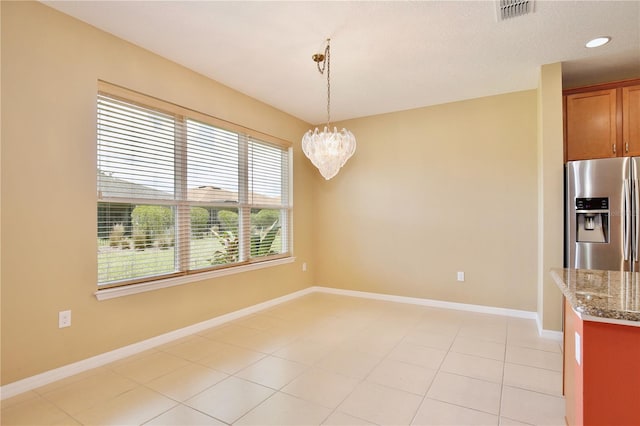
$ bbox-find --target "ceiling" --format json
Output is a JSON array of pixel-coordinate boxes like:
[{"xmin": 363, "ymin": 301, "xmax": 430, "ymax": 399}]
[{"xmin": 43, "ymin": 1, "xmax": 640, "ymax": 124}]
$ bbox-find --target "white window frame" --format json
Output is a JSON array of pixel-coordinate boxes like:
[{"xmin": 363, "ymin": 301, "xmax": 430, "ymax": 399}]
[{"xmin": 96, "ymin": 81, "xmax": 293, "ymax": 299}]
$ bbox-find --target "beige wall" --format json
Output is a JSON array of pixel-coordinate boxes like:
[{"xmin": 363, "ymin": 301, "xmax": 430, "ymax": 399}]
[
  {"xmin": 0, "ymin": 1, "xmax": 315, "ymax": 385},
  {"xmin": 313, "ymin": 91, "xmax": 539, "ymax": 311},
  {"xmin": 537, "ymin": 63, "xmax": 564, "ymax": 331},
  {"xmin": 1, "ymin": 1, "xmax": 566, "ymax": 387}
]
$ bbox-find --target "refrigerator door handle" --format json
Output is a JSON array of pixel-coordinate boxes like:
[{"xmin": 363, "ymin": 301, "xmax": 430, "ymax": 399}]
[
  {"xmin": 635, "ymin": 179, "xmax": 639, "ymax": 263},
  {"xmin": 624, "ymin": 178, "xmax": 631, "ymax": 261}
]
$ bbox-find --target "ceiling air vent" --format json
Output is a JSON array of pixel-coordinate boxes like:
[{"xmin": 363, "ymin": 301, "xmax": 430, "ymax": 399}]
[{"xmin": 496, "ymin": 0, "xmax": 534, "ymax": 21}]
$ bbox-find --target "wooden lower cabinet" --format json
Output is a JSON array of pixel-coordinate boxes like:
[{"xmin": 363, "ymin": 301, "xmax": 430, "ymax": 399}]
[{"xmin": 563, "ymin": 298, "xmax": 640, "ymax": 425}]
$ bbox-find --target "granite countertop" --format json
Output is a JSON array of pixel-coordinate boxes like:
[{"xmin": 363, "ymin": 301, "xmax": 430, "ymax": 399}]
[{"xmin": 551, "ymin": 268, "xmax": 640, "ymax": 325}]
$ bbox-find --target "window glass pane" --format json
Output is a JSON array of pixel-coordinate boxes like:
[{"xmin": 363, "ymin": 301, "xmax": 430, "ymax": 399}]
[
  {"xmin": 208, "ymin": 208, "xmax": 240, "ymax": 265},
  {"xmin": 98, "ymin": 203, "xmax": 177, "ymax": 284},
  {"xmin": 98, "ymin": 96, "xmax": 175, "ymax": 200},
  {"xmin": 250, "ymin": 208, "xmax": 284, "ymax": 258},
  {"xmin": 248, "ymin": 140, "xmax": 288, "ymax": 206},
  {"xmin": 97, "ymin": 89, "xmax": 291, "ymax": 288},
  {"xmin": 189, "ymin": 206, "xmax": 241, "ymax": 270},
  {"xmin": 187, "ymin": 120, "xmax": 239, "ymax": 203}
]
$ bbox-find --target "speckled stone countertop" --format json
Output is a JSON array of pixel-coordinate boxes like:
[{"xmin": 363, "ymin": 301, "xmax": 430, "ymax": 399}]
[{"xmin": 551, "ymin": 268, "xmax": 640, "ymax": 326}]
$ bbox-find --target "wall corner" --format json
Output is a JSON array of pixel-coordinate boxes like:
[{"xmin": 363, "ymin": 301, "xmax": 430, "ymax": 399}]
[{"xmin": 537, "ymin": 62, "xmax": 564, "ymax": 332}]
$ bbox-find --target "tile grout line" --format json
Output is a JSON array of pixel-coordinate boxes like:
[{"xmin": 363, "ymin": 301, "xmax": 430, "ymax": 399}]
[
  {"xmin": 315, "ymin": 311, "xmax": 429, "ymax": 425},
  {"xmin": 316, "ymin": 313, "xmax": 411, "ymax": 425},
  {"xmin": 407, "ymin": 317, "xmax": 461, "ymax": 425},
  {"xmin": 497, "ymin": 323, "xmax": 508, "ymax": 424}
]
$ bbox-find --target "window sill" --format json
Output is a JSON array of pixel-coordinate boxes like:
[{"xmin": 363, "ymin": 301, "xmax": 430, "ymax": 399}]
[{"xmin": 95, "ymin": 256, "xmax": 296, "ymax": 301}]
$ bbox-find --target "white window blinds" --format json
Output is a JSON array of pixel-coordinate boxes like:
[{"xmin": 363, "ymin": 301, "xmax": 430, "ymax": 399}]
[{"xmin": 97, "ymin": 83, "xmax": 291, "ymax": 288}]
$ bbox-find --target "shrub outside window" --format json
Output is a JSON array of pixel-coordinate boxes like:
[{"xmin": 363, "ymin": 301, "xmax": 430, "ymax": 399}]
[{"xmin": 97, "ymin": 83, "xmax": 292, "ymax": 288}]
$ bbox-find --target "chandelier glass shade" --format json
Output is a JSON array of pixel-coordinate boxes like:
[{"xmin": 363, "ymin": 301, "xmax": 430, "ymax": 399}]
[
  {"xmin": 302, "ymin": 39, "xmax": 356, "ymax": 180},
  {"xmin": 302, "ymin": 126, "xmax": 356, "ymax": 180}
]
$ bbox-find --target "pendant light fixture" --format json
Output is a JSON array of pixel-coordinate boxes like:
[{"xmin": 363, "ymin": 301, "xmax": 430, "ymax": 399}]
[{"xmin": 302, "ymin": 39, "xmax": 356, "ymax": 180}]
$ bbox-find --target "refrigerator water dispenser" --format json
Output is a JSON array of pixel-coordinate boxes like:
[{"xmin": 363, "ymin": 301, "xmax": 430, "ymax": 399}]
[{"xmin": 575, "ymin": 198, "xmax": 609, "ymax": 243}]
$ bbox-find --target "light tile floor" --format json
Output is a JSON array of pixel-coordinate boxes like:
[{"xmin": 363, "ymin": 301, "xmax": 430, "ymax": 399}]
[{"xmin": 1, "ymin": 293, "xmax": 565, "ymax": 425}]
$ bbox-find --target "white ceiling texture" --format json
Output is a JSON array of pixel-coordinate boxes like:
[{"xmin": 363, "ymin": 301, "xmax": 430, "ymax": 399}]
[{"xmin": 43, "ymin": 1, "xmax": 640, "ymax": 124}]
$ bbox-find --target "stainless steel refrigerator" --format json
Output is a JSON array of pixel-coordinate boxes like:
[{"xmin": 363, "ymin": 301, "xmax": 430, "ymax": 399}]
[{"xmin": 566, "ymin": 157, "xmax": 640, "ymax": 271}]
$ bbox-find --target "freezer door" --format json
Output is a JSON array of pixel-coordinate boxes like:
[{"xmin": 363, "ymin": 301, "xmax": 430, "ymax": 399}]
[{"xmin": 567, "ymin": 157, "xmax": 629, "ymax": 271}]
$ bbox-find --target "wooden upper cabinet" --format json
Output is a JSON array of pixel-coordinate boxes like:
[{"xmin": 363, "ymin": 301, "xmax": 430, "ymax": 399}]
[
  {"xmin": 564, "ymin": 79, "xmax": 640, "ymax": 162},
  {"xmin": 623, "ymin": 85, "xmax": 640, "ymax": 156},
  {"xmin": 565, "ymin": 89, "xmax": 617, "ymax": 161}
]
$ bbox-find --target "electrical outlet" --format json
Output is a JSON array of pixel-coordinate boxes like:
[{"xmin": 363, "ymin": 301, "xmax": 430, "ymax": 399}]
[
  {"xmin": 457, "ymin": 271, "xmax": 465, "ymax": 282},
  {"xmin": 59, "ymin": 310, "xmax": 71, "ymax": 328},
  {"xmin": 302, "ymin": 262, "xmax": 307, "ymax": 272}
]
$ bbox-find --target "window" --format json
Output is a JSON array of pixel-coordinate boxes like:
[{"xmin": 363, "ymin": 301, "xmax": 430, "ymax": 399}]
[{"xmin": 97, "ymin": 82, "xmax": 291, "ymax": 288}]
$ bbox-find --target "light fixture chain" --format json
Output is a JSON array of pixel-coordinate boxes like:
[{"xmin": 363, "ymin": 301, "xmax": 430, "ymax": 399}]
[{"xmin": 325, "ymin": 41, "xmax": 331, "ymax": 128}]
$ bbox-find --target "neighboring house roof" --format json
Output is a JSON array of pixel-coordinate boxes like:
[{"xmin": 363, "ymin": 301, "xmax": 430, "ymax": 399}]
[
  {"xmin": 187, "ymin": 186, "xmax": 281, "ymax": 205},
  {"xmin": 98, "ymin": 171, "xmax": 172, "ymax": 200},
  {"xmin": 186, "ymin": 186, "xmax": 238, "ymax": 203},
  {"xmin": 98, "ymin": 172, "xmax": 281, "ymax": 205}
]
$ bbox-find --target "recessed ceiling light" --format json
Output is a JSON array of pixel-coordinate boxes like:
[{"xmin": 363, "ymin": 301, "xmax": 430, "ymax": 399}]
[{"xmin": 585, "ymin": 37, "xmax": 611, "ymax": 48}]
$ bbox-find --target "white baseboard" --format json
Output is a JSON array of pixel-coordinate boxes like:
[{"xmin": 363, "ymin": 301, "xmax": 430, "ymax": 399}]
[
  {"xmin": 536, "ymin": 315, "xmax": 563, "ymax": 341},
  {"xmin": 1, "ymin": 285, "xmax": 562, "ymax": 400},
  {"xmin": 0, "ymin": 287, "xmax": 314, "ymax": 400},
  {"xmin": 312, "ymin": 286, "xmax": 539, "ymax": 319},
  {"xmin": 314, "ymin": 286, "xmax": 562, "ymax": 340},
  {"xmin": 540, "ymin": 329, "xmax": 563, "ymax": 341}
]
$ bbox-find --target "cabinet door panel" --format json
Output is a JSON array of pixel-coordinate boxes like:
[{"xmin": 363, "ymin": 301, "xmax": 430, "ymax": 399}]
[
  {"xmin": 623, "ymin": 85, "xmax": 640, "ymax": 156},
  {"xmin": 566, "ymin": 89, "xmax": 617, "ymax": 161}
]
